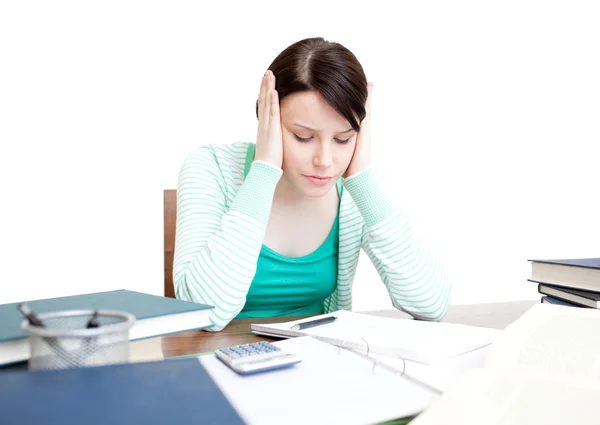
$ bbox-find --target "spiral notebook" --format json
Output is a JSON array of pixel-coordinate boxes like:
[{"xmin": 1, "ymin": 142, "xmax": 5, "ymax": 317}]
[
  {"xmin": 200, "ymin": 336, "xmax": 440, "ymax": 425},
  {"xmin": 251, "ymin": 310, "xmax": 499, "ymax": 365}
]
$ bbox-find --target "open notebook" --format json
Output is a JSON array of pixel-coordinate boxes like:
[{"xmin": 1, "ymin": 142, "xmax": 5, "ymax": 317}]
[
  {"xmin": 200, "ymin": 336, "xmax": 440, "ymax": 425},
  {"xmin": 410, "ymin": 304, "xmax": 600, "ymax": 425},
  {"xmin": 251, "ymin": 310, "xmax": 499, "ymax": 364}
]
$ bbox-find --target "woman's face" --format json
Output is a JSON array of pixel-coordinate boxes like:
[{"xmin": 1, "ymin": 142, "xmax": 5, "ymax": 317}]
[{"xmin": 279, "ymin": 90, "xmax": 358, "ymax": 198}]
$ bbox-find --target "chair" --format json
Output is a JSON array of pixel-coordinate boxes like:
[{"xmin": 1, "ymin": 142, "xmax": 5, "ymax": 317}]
[{"xmin": 163, "ymin": 190, "xmax": 177, "ymax": 298}]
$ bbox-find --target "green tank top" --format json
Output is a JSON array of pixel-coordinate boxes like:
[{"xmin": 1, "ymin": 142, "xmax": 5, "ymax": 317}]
[{"xmin": 236, "ymin": 144, "xmax": 340, "ymax": 319}]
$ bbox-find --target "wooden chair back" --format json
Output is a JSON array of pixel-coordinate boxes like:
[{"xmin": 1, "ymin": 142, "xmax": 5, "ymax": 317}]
[{"xmin": 163, "ymin": 190, "xmax": 177, "ymax": 298}]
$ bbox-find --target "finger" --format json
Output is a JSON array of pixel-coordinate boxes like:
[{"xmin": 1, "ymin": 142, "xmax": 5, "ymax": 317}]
[
  {"xmin": 270, "ymin": 89, "xmax": 280, "ymax": 121},
  {"xmin": 268, "ymin": 72, "xmax": 278, "ymax": 115},
  {"xmin": 258, "ymin": 71, "xmax": 270, "ymax": 121},
  {"xmin": 264, "ymin": 72, "xmax": 274, "ymax": 119},
  {"xmin": 257, "ymin": 73, "xmax": 266, "ymax": 121},
  {"xmin": 263, "ymin": 71, "xmax": 276, "ymax": 122}
]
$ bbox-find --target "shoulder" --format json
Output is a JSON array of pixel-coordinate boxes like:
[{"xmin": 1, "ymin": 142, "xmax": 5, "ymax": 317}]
[
  {"xmin": 179, "ymin": 142, "xmax": 251, "ymax": 183},
  {"xmin": 181, "ymin": 142, "xmax": 250, "ymax": 169}
]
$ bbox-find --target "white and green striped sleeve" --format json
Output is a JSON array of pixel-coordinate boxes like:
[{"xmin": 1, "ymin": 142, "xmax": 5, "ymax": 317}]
[
  {"xmin": 173, "ymin": 147, "xmax": 282, "ymax": 331},
  {"xmin": 343, "ymin": 168, "xmax": 451, "ymax": 321}
]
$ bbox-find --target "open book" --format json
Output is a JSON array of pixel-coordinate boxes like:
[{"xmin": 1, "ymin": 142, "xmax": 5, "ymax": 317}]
[
  {"xmin": 251, "ymin": 310, "xmax": 499, "ymax": 364},
  {"xmin": 411, "ymin": 304, "xmax": 600, "ymax": 425}
]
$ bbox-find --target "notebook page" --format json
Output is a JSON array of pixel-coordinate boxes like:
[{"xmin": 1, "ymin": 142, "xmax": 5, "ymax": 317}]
[
  {"xmin": 410, "ymin": 368, "xmax": 600, "ymax": 425},
  {"xmin": 485, "ymin": 304, "xmax": 600, "ymax": 382},
  {"xmin": 199, "ymin": 337, "xmax": 439, "ymax": 425},
  {"xmin": 365, "ymin": 344, "xmax": 491, "ymax": 393},
  {"xmin": 253, "ymin": 310, "xmax": 499, "ymax": 364}
]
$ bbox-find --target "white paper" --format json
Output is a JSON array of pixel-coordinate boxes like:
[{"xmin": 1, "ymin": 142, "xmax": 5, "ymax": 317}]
[
  {"xmin": 200, "ymin": 337, "xmax": 440, "ymax": 425},
  {"xmin": 253, "ymin": 310, "xmax": 500, "ymax": 364},
  {"xmin": 411, "ymin": 368, "xmax": 600, "ymax": 425},
  {"xmin": 485, "ymin": 304, "xmax": 600, "ymax": 382},
  {"xmin": 370, "ymin": 344, "xmax": 492, "ymax": 393}
]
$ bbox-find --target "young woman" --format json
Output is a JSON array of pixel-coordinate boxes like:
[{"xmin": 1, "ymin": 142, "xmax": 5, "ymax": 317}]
[{"xmin": 174, "ymin": 37, "xmax": 450, "ymax": 331}]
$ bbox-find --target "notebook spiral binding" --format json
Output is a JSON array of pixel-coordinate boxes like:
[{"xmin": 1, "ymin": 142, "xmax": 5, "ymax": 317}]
[{"xmin": 335, "ymin": 338, "xmax": 443, "ymax": 396}]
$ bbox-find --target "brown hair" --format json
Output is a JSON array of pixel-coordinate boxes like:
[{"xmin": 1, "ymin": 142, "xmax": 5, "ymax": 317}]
[{"xmin": 256, "ymin": 37, "xmax": 368, "ymax": 132}]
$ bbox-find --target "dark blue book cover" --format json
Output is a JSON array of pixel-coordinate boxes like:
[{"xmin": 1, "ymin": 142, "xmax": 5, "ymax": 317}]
[
  {"xmin": 541, "ymin": 296, "xmax": 581, "ymax": 307},
  {"xmin": 0, "ymin": 357, "xmax": 245, "ymax": 425},
  {"xmin": 536, "ymin": 283, "xmax": 600, "ymax": 301},
  {"xmin": 529, "ymin": 258, "xmax": 600, "ymax": 269},
  {"xmin": 0, "ymin": 290, "xmax": 213, "ymax": 343}
]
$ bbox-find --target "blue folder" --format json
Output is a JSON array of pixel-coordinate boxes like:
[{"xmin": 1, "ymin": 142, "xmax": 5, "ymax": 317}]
[{"xmin": 0, "ymin": 357, "xmax": 245, "ymax": 425}]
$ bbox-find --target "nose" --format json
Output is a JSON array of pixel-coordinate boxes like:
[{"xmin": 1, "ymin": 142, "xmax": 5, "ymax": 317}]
[{"xmin": 312, "ymin": 141, "xmax": 333, "ymax": 169}]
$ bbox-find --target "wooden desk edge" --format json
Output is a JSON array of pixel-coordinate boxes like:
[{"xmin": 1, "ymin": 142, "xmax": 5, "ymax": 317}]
[{"xmin": 158, "ymin": 300, "xmax": 538, "ymax": 359}]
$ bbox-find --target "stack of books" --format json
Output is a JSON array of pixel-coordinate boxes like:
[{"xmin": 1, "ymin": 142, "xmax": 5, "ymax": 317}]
[{"xmin": 528, "ymin": 258, "xmax": 600, "ymax": 309}]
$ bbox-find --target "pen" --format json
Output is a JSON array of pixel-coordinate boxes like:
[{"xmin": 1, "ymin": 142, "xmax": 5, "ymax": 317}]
[
  {"xmin": 291, "ymin": 316, "xmax": 337, "ymax": 331},
  {"xmin": 17, "ymin": 303, "xmax": 96, "ymax": 366},
  {"xmin": 18, "ymin": 303, "xmax": 46, "ymax": 327},
  {"xmin": 86, "ymin": 310, "xmax": 101, "ymax": 328},
  {"xmin": 18, "ymin": 303, "xmax": 74, "ymax": 364}
]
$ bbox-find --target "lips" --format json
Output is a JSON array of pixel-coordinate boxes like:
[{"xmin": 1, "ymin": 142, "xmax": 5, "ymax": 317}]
[{"xmin": 304, "ymin": 175, "xmax": 332, "ymax": 186}]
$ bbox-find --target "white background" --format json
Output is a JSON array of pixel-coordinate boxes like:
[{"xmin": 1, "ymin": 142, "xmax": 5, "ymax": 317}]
[{"xmin": 1, "ymin": 1, "xmax": 598, "ymax": 309}]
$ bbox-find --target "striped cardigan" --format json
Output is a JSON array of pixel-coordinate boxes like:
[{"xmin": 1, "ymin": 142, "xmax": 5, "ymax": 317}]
[{"xmin": 174, "ymin": 142, "xmax": 451, "ymax": 331}]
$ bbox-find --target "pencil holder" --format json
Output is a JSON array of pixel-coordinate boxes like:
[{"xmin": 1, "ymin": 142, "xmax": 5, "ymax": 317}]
[{"xmin": 21, "ymin": 309, "xmax": 135, "ymax": 370}]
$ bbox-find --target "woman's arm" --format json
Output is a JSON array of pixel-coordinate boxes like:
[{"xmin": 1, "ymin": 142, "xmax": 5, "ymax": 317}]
[
  {"xmin": 343, "ymin": 168, "xmax": 451, "ymax": 321},
  {"xmin": 174, "ymin": 147, "xmax": 281, "ymax": 331}
]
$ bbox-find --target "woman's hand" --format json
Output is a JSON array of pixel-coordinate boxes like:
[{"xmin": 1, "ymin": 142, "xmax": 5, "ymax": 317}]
[
  {"xmin": 344, "ymin": 82, "xmax": 373, "ymax": 178},
  {"xmin": 254, "ymin": 70, "xmax": 283, "ymax": 169}
]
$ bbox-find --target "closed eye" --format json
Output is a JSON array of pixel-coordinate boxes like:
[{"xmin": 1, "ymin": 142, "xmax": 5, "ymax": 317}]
[
  {"xmin": 335, "ymin": 138, "xmax": 350, "ymax": 144},
  {"xmin": 294, "ymin": 134, "xmax": 350, "ymax": 144},
  {"xmin": 294, "ymin": 134, "xmax": 313, "ymax": 142}
]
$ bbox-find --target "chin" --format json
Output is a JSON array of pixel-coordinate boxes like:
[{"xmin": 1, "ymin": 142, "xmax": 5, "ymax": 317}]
[
  {"xmin": 302, "ymin": 187, "xmax": 331, "ymax": 198},
  {"xmin": 297, "ymin": 179, "xmax": 337, "ymax": 198}
]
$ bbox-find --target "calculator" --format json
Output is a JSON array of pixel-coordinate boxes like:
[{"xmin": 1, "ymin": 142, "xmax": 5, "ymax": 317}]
[{"xmin": 215, "ymin": 341, "xmax": 301, "ymax": 375}]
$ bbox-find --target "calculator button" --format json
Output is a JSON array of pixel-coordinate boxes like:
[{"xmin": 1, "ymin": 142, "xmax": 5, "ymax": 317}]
[
  {"xmin": 231, "ymin": 351, "xmax": 281, "ymax": 365},
  {"xmin": 214, "ymin": 342, "xmax": 302, "ymax": 374}
]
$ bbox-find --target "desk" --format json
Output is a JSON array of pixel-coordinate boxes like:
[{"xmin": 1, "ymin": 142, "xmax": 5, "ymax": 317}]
[
  {"xmin": 0, "ymin": 300, "xmax": 538, "ymax": 369},
  {"xmin": 0, "ymin": 300, "xmax": 538, "ymax": 425},
  {"xmin": 160, "ymin": 300, "xmax": 537, "ymax": 359}
]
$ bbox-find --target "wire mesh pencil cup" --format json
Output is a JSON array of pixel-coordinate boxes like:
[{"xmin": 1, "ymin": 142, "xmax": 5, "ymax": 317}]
[{"xmin": 21, "ymin": 309, "xmax": 135, "ymax": 370}]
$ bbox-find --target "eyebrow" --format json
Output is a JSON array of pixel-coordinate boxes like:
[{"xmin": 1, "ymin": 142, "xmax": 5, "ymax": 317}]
[{"xmin": 293, "ymin": 123, "xmax": 354, "ymax": 133}]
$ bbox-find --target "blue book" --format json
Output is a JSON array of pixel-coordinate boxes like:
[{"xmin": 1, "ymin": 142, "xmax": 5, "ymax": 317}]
[
  {"xmin": 538, "ymin": 283, "xmax": 600, "ymax": 308},
  {"xmin": 529, "ymin": 257, "xmax": 600, "ymax": 292},
  {"xmin": 0, "ymin": 357, "xmax": 245, "ymax": 425},
  {"xmin": 0, "ymin": 290, "xmax": 213, "ymax": 366},
  {"xmin": 541, "ymin": 295, "xmax": 581, "ymax": 307}
]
